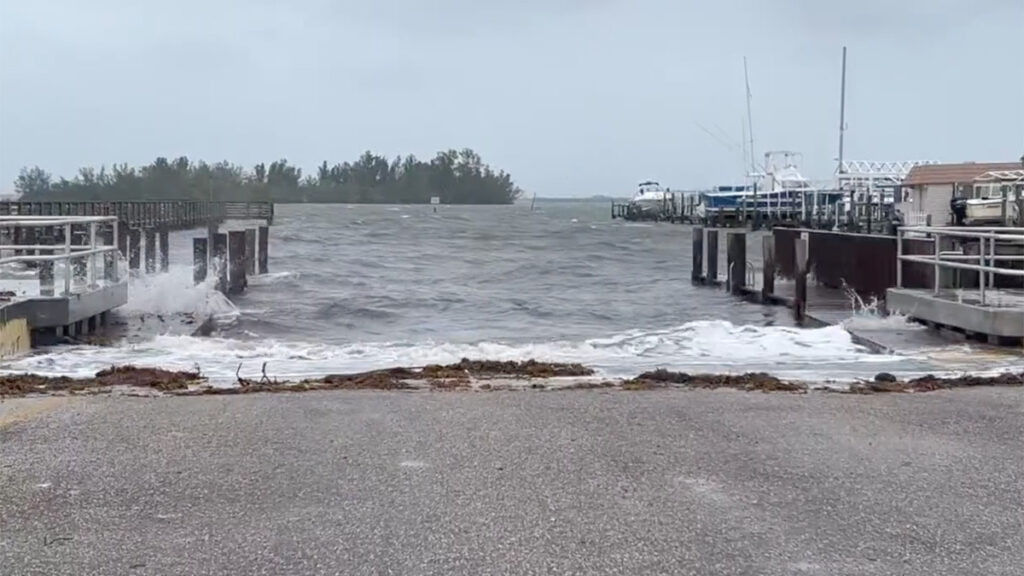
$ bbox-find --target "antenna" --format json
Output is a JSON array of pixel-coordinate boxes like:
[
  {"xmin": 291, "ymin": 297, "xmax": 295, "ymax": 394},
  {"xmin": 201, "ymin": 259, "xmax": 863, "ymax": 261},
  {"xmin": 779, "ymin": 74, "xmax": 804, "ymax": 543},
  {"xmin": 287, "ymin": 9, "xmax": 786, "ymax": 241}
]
[
  {"xmin": 743, "ymin": 56, "xmax": 756, "ymax": 175},
  {"xmin": 837, "ymin": 46, "xmax": 848, "ymax": 174}
]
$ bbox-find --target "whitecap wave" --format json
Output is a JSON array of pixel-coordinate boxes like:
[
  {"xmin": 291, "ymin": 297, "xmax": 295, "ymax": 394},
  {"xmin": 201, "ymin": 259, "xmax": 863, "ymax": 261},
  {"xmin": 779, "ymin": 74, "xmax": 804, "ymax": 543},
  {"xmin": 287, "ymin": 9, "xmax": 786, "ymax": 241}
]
[
  {"xmin": 0, "ymin": 320, "xmax": 918, "ymax": 383},
  {"xmin": 246, "ymin": 271, "xmax": 301, "ymax": 286}
]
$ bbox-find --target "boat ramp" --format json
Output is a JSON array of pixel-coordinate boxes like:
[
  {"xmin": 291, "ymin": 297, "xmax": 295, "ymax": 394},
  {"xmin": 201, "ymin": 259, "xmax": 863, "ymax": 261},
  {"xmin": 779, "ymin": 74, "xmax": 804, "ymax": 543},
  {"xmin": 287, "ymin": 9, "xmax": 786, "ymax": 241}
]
[{"xmin": 0, "ymin": 201, "xmax": 274, "ymax": 356}]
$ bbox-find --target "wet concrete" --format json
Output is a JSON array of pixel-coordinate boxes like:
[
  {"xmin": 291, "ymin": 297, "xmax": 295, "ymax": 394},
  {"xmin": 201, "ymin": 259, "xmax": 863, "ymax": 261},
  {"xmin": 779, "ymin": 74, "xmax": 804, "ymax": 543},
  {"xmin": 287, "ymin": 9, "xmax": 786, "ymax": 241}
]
[{"xmin": 2, "ymin": 388, "xmax": 1022, "ymax": 575}]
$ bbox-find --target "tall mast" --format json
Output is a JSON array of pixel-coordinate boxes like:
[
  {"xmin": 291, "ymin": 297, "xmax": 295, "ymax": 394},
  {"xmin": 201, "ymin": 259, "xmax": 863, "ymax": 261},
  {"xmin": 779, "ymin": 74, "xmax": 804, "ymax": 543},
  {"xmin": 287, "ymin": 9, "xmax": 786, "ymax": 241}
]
[
  {"xmin": 837, "ymin": 46, "xmax": 848, "ymax": 174},
  {"xmin": 743, "ymin": 57, "xmax": 756, "ymax": 175}
]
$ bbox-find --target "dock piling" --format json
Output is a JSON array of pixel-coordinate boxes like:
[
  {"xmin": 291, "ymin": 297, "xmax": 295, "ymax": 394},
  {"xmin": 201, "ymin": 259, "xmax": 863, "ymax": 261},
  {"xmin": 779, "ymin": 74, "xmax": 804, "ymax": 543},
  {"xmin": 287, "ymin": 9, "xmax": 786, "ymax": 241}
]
[
  {"xmin": 193, "ymin": 237, "xmax": 209, "ymax": 285},
  {"xmin": 144, "ymin": 229, "xmax": 157, "ymax": 274},
  {"xmin": 212, "ymin": 232, "xmax": 228, "ymax": 293},
  {"xmin": 39, "ymin": 234, "xmax": 55, "ymax": 296},
  {"xmin": 258, "ymin": 226, "xmax": 269, "ymax": 274},
  {"xmin": 117, "ymin": 222, "xmax": 129, "ymax": 260},
  {"xmin": 706, "ymin": 229, "xmax": 719, "ymax": 285},
  {"xmin": 762, "ymin": 234, "xmax": 775, "ymax": 301},
  {"xmin": 159, "ymin": 229, "xmax": 170, "ymax": 272},
  {"xmin": 691, "ymin": 226, "xmax": 704, "ymax": 283},
  {"xmin": 727, "ymin": 231, "xmax": 746, "ymax": 295},
  {"xmin": 227, "ymin": 230, "xmax": 247, "ymax": 295},
  {"xmin": 244, "ymin": 228, "xmax": 256, "ymax": 276},
  {"xmin": 128, "ymin": 229, "xmax": 142, "ymax": 272},
  {"xmin": 794, "ymin": 237, "xmax": 809, "ymax": 322}
]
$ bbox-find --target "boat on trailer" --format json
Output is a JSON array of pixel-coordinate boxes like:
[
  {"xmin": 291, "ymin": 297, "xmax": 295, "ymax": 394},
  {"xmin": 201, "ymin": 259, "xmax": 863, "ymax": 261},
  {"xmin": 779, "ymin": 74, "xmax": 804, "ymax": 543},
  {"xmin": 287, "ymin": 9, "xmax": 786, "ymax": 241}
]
[{"xmin": 965, "ymin": 170, "xmax": 1023, "ymax": 225}]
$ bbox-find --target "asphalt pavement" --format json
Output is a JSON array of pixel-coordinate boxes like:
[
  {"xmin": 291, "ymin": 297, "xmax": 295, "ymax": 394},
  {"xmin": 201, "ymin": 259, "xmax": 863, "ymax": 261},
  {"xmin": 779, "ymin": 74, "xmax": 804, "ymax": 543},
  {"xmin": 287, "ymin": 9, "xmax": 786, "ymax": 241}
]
[{"xmin": 2, "ymin": 388, "xmax": 1023, "ymax": 575}]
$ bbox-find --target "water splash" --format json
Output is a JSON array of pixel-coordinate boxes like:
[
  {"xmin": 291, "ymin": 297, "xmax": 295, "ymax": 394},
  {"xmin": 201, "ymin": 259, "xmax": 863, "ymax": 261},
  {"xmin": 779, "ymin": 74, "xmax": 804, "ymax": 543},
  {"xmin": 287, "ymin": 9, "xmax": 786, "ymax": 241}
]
[
  {"xmin": 840, "ymin": 282, "xmax": 923, "ymax": 331},
  {"xmin": 122, "ymin": 264, "xmax": 238, "ymax": 322}
]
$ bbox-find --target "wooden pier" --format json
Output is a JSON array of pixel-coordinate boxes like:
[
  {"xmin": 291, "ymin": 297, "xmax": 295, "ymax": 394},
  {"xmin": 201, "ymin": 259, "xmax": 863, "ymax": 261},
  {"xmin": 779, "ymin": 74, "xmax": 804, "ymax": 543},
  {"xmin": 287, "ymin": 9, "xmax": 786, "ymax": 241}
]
[{"xmin": 0, "ymin": 201, "xmax": 275, "ymax": 354}]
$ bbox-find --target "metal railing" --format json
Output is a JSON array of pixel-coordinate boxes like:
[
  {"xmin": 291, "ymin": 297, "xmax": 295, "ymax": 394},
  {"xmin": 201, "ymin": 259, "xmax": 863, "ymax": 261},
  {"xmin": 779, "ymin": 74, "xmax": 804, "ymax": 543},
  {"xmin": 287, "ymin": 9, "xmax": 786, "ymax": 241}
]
[
  {"xmin": 897, "ymin": 226, "xmax": 1024, "ymax": 305},
  {"xmin": 0, "ymin": 216, "xmax": 122, "ymax": 298}
]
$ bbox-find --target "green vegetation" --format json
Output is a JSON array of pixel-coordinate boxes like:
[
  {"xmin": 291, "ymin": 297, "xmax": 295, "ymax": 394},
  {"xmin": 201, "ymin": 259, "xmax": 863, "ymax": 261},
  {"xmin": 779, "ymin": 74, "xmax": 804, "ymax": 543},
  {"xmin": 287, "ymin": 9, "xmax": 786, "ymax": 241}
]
[{"xmin": 14, "ymin": 149, "xmax": 522, "ymax": 204}]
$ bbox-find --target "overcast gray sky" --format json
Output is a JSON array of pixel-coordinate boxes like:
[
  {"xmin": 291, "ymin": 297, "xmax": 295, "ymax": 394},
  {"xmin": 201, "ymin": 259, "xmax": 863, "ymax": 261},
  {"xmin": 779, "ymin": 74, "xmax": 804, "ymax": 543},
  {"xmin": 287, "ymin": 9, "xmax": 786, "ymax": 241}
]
[{"xmin": 1, "ymin": 0, "xmax": 1022, "ymax": 196}]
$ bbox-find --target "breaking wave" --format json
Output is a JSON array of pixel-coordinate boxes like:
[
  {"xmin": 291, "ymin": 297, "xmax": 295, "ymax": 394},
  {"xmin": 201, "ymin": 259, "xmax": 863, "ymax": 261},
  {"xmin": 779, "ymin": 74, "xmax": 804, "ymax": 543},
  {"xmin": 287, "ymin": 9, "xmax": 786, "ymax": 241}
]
[{"xmin": 2, "ymin": 320, "xmax": 906, "ymax": 383}]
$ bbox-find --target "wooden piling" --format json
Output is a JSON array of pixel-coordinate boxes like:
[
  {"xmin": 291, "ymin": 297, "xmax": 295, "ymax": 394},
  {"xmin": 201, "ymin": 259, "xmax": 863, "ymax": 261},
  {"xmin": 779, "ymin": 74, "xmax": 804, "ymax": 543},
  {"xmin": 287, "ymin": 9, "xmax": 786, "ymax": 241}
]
[
  {"xmin": 159, "ymin": 229, "xmax": 170, "ymax": 272},
  {"xmin": 691, "ymin": 226, "xmax": 704, "ymax": 283},
  {"xmin": 244, "ymin": 228, "xmax": 256, "ymax": 276},
  {"xmin": 102, "ymin": 224, "xmax": 117, "ymax": 283},
  {"xmin": 727, "ymin": 231, "xmax": 746, "ymax": 295},
  {"xmin": 117, "ymin": 221, "xmax": 129, "ymax": 259},
  {"xmin": 193, "ymin": 237, "xmax": 209, "ymax": 285},
  {"xmin": 794, "ymin": 237, "xmax": 809, "ymax": 322},
  {"xmin": 39, "ymin": 234, "xmax": 55, "ymax": 296},
  {"xmin": 762, "ymin": 234, "xmax": 775, "ymax": 302},
  {"xmin": 706, "ymin": 229, "xmax": 719, "ymax": 285},
  {"xmin": 144, "ymin": 229, "xmax": 157, "ymax": 273},
  {"xmin": 257, "ymin": 226, "xmax": 269, "ymax": 274},
  {"xmin": 128, "ymin": 229, "xmax": 142, "ymax": 271},
  {"xmin": 227, "ymin": 230, "xmax": 247, "ymax": 295},
  {"xmin": 212, "ymin": 232, "xmax": 228, "ymax": 293}
]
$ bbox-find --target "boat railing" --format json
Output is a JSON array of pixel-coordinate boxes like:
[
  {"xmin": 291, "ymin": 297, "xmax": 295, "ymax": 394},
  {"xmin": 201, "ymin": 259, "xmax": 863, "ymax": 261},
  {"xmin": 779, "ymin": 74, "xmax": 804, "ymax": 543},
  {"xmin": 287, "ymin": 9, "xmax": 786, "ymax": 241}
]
[{"xmin": 896, "ymin": 226, "xmax": 1024, "ymax": 305}]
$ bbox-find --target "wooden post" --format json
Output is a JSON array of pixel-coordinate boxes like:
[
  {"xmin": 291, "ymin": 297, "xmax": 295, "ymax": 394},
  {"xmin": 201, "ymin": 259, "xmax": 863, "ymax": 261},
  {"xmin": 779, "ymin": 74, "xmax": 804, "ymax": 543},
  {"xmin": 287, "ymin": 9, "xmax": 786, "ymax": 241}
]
[
  {"xmin": 706, "ymin": 229, "xmax": 719, "ymax": 285},
  {"xmin": 727, "ymin": 231, "xmax": 746, "ymax": 295},
  {"xmin": 193, "ymin": 237, "xmax": 209, "ymax": 285},
  {"xmin": 244, "ymin": 228, "xmax": 256, "ymax": 276},
  {"xmin": 39, "ymin": 233, "xmax": 55, "ymax": 296},
  {"xmin": 117, "ymin": 220, "xmax": 129, "ymax": 259},
  {"xmin": 228, "ymin": 230, "xmax": 247, "ymax": 295},
  {"xmin": 762, "ymin": 234, "xmax": 775, "ymax": 302},
  {"xmin": 794, "ymin": 237, "xmax": 809, "ymax": 322},
  {"xmin": 102, "ymin": 224, "xmax": 117, "ymax": 283},
  {"xmin": 212, "ymin": 232, "xmax": 228, "ymax": 293},
  {"xmin": 257, "ymin": 226, "xmax": 269, "ymax": 274},
  {"xmin": 144, "ymin": 229, "xmax": 157, "ymax": 273},
  {"xmin": 691, "ymin": 226, "xmax": 704, "ymax": 283},
  {"xmin": 159, "ymin": 229, "xmax": 170, "ymax": 272},
  {"xmin": 128, "ymin": 229, "xmax": 142, "ymax": 271}
]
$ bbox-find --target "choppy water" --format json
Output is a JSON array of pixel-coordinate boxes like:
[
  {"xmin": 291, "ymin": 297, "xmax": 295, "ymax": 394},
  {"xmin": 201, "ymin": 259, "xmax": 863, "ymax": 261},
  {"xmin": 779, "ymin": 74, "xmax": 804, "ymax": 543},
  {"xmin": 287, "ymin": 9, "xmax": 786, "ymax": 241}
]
[{"xmin": 4, "ymin": 202, "xmax": 1023, "ymax": 383}]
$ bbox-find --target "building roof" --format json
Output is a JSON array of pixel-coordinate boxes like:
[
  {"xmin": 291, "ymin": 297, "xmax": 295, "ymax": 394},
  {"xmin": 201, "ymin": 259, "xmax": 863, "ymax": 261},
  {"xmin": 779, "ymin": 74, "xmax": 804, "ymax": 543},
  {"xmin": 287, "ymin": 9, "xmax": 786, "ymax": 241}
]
[{"xmin": 903, "ymin": 162, "xmax": 1023, "ymax": 186}]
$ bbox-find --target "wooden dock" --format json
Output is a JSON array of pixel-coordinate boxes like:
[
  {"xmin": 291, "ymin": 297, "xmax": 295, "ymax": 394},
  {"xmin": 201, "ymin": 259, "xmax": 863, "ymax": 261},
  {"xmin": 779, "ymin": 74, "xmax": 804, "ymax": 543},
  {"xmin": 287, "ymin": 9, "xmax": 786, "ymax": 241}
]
[
  {"xmin": 0, "ymin": 201, "xmax": 275, "ymax": 352},
  {"xmin": 689, "ymin": 226, "xmax": 1024, "ymax": 349},
  {"xmin": 0, "ymin": 200, "xmax": 273, "ymax": 230}
]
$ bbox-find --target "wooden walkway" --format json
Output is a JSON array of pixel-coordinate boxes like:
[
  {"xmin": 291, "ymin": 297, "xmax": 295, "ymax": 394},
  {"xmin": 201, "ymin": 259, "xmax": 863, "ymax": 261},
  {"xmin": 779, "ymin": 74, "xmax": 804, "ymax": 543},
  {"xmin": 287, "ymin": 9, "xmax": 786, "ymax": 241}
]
[{"xmin": 0, "ymin": 200, "xmax": 273, "ymax": 230}]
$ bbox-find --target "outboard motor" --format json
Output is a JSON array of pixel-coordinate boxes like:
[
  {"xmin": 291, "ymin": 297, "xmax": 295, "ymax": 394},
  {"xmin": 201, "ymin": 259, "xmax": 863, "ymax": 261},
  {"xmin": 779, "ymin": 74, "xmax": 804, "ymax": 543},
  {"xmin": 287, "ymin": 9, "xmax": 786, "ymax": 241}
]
[{"xmin": 950, "ymin": 196, "xmax": 967, "ymax": 226}]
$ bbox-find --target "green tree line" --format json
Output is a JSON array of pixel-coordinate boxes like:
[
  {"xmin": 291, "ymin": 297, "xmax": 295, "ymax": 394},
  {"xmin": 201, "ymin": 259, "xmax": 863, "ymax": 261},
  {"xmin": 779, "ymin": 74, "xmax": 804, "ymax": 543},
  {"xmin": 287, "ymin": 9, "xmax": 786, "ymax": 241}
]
[{"xmin": 14, "ymin": 148, "xmax": 523, "ymax": 204}]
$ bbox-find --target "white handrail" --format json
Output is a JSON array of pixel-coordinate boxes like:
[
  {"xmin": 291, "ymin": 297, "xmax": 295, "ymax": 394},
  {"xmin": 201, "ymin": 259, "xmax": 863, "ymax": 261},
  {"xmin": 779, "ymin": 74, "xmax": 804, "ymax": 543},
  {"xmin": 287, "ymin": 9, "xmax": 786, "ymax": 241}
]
[
  {"xmin": 897, "ymin": 225, "xmax": 1024, "ymax": 306},
  {"xmin": 0, "ymin": 216, "xmax": 122, "ymax": 297}
]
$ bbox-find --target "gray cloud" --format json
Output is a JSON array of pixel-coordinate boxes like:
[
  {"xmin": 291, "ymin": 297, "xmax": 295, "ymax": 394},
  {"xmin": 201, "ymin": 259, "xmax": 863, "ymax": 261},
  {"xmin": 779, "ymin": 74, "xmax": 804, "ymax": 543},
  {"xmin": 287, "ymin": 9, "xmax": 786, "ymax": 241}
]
[{"xmin": 1, "ymin": 0, "xmax": 1022, "ymax": 196}]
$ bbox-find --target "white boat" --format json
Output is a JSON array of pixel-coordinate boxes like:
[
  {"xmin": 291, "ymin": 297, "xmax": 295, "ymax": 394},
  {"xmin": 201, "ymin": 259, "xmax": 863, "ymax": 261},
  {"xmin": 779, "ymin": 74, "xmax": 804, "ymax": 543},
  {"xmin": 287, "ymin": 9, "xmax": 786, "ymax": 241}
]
[
  {"xmin": 965, "ymin": 170, "xmax": 1023, "ymax": 225},
  {"xmin": 629, "ymin": 181, "xmax": 672, "ymax": 214},
  {"xmin": 695, "ymin": 151, "xmax": 836, "ymax": 220}
]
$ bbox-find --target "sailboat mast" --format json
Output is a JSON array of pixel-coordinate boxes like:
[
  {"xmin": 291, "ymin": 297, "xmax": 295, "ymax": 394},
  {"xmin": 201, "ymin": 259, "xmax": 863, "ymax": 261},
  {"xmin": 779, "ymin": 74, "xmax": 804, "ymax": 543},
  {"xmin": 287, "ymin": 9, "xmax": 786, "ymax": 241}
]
[
  {"xmin": 837, "ymin": 46, "xmax": 848, "ymax": 174},
  {"xmin": 743, "ymin": 57, "xmax": 756, "ymax": 175}
]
